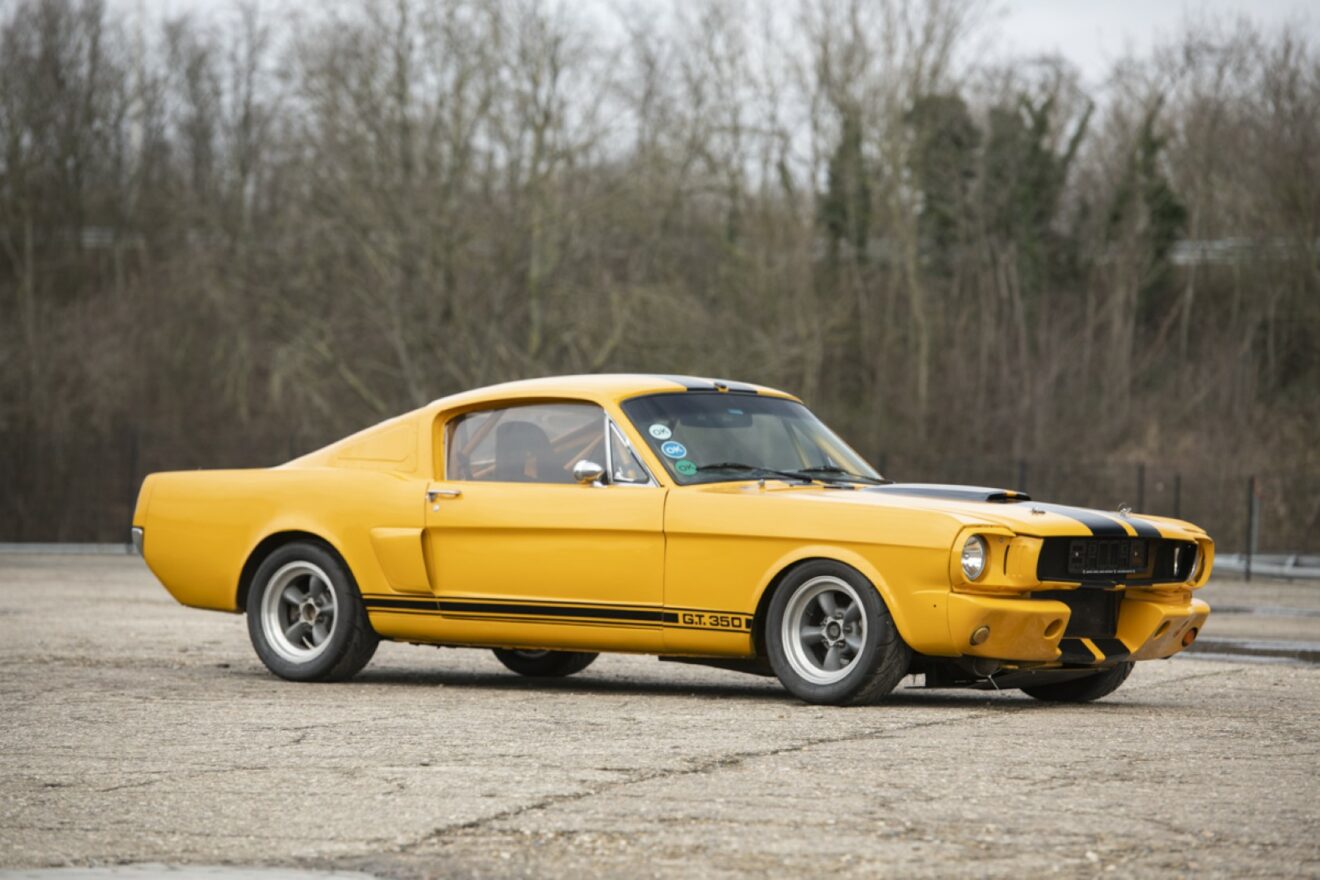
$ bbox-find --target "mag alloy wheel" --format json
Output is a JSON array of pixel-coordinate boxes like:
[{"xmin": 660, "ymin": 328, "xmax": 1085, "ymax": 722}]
[
  {"xmin": 260, "ymin": 560, "xmax": 339, "ymax": 664},
  {"xmin": 245, "ymin": 541, "xmax": 379, "ymax": 682},
  {"xmin": 765, "ymin": 560, "xmax": 911, "ymax": 705},
  {"xmin": 780, "ymin": 575, "xmax": 868, "ymax": 685}
]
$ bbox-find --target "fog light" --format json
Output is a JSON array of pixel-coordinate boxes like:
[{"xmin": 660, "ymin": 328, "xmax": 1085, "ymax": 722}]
[
  {"xmin": 970, "ymin": 625, "xmax": 991, "ymax": 646},
  {"xmin": 1182, "ymin": 627, "xmax": 1199, "ymax": 647}
]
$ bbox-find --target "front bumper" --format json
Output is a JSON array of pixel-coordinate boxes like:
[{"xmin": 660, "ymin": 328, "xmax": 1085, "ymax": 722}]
[{"xmin": 947, "ymin": 590, "xmax": 1210, "ymax": 666}]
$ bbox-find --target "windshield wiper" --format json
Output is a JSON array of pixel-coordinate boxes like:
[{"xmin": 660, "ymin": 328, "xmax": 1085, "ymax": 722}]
[
  {"xmin": 794, "ymin": 465, "xmax": 890, "ymax": 485},
  {"xmin": 695, "ymin": 462, "xmax": 818, "ymax": 483}
]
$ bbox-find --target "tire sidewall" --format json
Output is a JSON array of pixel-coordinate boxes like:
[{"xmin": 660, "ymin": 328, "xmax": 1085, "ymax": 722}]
[
  {"xmin": 492, "ymin": 649, "xmax": 598, "ymax": 677},
  {"xmin": 1021, "ymin": 661, "xmax": 1134, "ymax": 702},
  {"xmin": 766, "ymin": 560, "xmax": 904, "ymax": 704},
  {"xmin": 245, "ymin": 542, "xmax": 367, "ymax": 682}
]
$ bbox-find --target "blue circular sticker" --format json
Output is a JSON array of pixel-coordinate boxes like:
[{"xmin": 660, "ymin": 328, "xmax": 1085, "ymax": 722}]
[{"xmin": 660, "ymin": 440, "xmax": 687, "ymax": 459}]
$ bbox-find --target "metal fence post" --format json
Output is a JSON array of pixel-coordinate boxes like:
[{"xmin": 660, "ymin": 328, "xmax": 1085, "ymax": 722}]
[
  {"xmin": 1245, "ymin": 475, "xmax": 1257, "ymax": 582},
  {"xmin": 126, "ymin": 424, "xmax": 140, "ymax": 526}
]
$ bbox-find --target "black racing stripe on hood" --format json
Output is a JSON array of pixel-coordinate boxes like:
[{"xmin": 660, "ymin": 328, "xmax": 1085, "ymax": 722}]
[
  {"xmin": 868, "ymin": 484, "xmax": 1030, "ymax": 503},
  {"xmin": 1124, "ymin": 516, "xmax": 1163, "ymax": 538},
  {"xmin": 868, "ymin": 484, "xmax": 1141, "ymax": 537},
  {"xmin": 1027, "ymin": 503, "xmax": 1130, "ymax": 537}
]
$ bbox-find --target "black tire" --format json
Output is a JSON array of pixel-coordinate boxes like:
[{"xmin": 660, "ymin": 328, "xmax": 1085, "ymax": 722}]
[
  {"xmin": 245, "ymin": 541, "xmax": 379, "ymax": 682},
  {"xmin": 492, "ymin": 649, "xmax": 598, "ymax": 677},
  {"xmin": 1021, "ymin": 661, "xmax": 1134, "ymax": 703},
  {"xmin": 765, "ymin": 560, "xmax": 911, "ymax": 706}
]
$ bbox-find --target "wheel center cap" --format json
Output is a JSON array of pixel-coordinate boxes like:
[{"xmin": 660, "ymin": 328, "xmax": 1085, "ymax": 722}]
[
  {"xmin": 825, "ymin": 621, "xmax": 842, "ymax": 640},
  {"xmin": 300, "ymin": 602, "xmax": 318, "ymax": 623}
]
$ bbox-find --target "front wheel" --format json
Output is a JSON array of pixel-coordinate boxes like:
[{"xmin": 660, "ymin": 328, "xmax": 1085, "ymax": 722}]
[
  {"xmin": 492, "ymin": 649, "xmax": 598, "ymax": 677},
  {"xmin": 245, "ymin": 541, "xmax": 379, "ymax": 682},
  {"xmin": 765, "ymin": 561, "xmax": 911, "ymax": 705},
  {"xmin": 1021, "ymin": 662, "xmax": 1134, "ymax": 703}
]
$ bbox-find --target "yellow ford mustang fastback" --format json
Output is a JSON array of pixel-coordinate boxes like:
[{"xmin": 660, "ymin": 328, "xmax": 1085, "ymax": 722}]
[{"xmin": 133, "ymin": 374, "xmax": 1212, "ymax": 705}]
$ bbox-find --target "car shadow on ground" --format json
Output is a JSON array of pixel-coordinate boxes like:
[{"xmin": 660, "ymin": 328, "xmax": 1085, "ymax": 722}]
[{"xmin": 218, "ymin": 662, "xmax": 1167, "ymax": 711}]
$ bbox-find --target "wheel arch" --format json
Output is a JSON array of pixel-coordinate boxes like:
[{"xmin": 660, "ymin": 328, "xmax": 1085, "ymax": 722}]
[
  {"xmin": 236, "ymin": 530, "xmax": 354, "ymax": 612},
  {"xmin": 749, "ymin": 547, "xmax": 910, "ymax": 658}
]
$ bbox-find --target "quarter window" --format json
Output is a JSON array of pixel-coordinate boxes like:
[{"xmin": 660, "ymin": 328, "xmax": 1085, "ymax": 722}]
[{"xmin": 608, "ymin": 424, "xmax": 650, "ymax": 484}]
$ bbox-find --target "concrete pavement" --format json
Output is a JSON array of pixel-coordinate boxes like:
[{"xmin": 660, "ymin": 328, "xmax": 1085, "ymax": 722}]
[{"xmin": 1, "ymin": 555, "xmax": 1318, "ymax": 878}]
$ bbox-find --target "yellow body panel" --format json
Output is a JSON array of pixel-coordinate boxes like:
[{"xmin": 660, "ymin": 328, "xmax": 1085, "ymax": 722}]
[{"xmin": 134, "ymin": 373, "xmax": 1212, "ymax": 671}]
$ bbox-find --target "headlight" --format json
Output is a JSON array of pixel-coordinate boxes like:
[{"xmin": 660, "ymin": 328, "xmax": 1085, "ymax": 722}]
[{"xmin": 961, "ymin": 535, "xmax": 987, "ymax": 580}]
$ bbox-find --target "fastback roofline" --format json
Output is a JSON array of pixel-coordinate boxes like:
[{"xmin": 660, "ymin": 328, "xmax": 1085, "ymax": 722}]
[{"xmin": 425, "ymin": 373, "xmax": 799, "ymax": 409}]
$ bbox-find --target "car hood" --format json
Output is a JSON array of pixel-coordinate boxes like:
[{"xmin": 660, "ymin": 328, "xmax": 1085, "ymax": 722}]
[{"xmin": 700, "ymin": 481, "xmax": 1206, "ymax": 540}]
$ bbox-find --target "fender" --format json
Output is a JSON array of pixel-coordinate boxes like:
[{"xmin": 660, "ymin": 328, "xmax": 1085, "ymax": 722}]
[{"xmin": 750, "ymin": 543, "xmax": 953, "ymax": 657}]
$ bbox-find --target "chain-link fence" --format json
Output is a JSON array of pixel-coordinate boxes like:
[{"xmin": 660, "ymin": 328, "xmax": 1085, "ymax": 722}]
[{"xmin": 2, "ymin": 428, "xmax": 1316, "ymax": 554}]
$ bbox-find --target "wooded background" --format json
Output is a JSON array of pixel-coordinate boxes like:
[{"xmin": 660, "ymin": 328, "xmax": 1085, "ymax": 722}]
[{"xmin": 1, "ymin": 0, "xmax": 1317, "ymax": 548}]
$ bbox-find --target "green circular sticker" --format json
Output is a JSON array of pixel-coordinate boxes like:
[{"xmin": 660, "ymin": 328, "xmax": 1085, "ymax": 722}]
[{"xmin": 674, "ymin": 459, "xmax": 697, "ymax": 477}]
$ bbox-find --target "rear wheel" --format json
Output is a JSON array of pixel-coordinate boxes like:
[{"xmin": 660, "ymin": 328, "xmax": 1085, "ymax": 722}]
[
  {"xmin": 492, "ymin": 649, "xmax": 598, "ymax": 677},
  {"xmin": 765, "ymin": 561, "xmax": 911, "ymax": 705},
  {"xmin": 245, "ymin": 541, "xmax": 379, "ymax": 682},
  {"xmin": 1021, "ymin": 662, "xmax": 1134, "ymax": 702}
]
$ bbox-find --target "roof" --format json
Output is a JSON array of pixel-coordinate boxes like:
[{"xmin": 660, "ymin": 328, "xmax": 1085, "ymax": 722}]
[{"xmin": 430, "ymin": 374, "xmax": 799, "ymax": 410}]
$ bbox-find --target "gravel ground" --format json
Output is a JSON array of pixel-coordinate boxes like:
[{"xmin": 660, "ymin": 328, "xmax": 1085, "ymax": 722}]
[{"xmin": 1, "ymin": 555, "xmax": 1318, "ymax": 879}]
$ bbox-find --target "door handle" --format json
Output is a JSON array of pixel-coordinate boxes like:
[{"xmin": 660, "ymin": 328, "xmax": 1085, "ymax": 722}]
[{"xmin": 427, "ymin": 488, "xmax": 462, "ymax": 501}]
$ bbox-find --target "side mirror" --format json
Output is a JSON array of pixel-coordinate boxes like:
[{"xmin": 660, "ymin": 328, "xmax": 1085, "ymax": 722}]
[{"xmin": 572, "ymin": 459, "xmax": 605, "ymax": 484}]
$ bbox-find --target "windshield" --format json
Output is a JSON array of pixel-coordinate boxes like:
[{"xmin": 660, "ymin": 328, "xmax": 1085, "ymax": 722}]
[{"xmin": 620, "ymin": 392, "xmax": 881, "ymax": 485}]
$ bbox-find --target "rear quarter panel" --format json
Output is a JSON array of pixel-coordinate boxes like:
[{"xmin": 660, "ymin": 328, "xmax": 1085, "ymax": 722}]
[{"xmin": 138, "ymin": 467, "xmax": 424, "ymax": 611}]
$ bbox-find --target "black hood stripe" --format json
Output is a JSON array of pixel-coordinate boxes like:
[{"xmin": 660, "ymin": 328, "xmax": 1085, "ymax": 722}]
[
  {"xmin": 869, "ymin": 484, "xmax": 1138, "ymax": 538},
  {"xmin": 1124, "ymin": 516, "xmax": 1164, "ymax": 539},
  {"xmin": 867, "ymin": 484, "xmax": 1029, "ymax": 503},
  {"xmin": 1027, "ymin": 503, "xmax": 1132, "ymax": 538}
]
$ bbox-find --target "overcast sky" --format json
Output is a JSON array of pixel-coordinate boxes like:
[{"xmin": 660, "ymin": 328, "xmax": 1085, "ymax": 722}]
[
  {"xmin": 992, "ymin": 0, "xmax": 1315, "ymax": 86},
  {"xmin": 120, "ymin": 0, "xmax": 1317, "ymax": 89}
]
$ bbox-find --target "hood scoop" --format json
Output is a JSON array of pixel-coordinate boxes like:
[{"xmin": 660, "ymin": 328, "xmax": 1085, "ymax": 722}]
[{"xmin": 867, "ymin": 483, "xmax": 1031, "ymax": 504}]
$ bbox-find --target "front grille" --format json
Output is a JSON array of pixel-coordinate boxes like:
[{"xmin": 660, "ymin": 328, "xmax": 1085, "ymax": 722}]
[
  {"xmin": 1037, "ymin": 537, "xmax": 1197, "ymax": 585},
  {"xmin": 1035, "ymin": 589, "xmax": 1120, "ymax": 638}
]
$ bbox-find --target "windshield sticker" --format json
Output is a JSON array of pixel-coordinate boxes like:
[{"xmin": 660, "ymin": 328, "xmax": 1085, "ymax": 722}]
[
  {"xmin": 674, "ymin": 459, "xmax": 697, "ymax": 476},
  {"xmin": 648, "ymin": 424, "xmax": 672, "ymax": 440},
  {"xmin": 661, "ymin": 440, "xmax": 687, "ymax": 459}
]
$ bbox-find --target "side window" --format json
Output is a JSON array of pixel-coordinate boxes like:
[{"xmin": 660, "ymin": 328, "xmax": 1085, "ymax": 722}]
[
  {"xmin": 447, "ymin": 402, "xmax": 604, "ymax": 484},
  {"xmin": 608, "ymin": 424, "xmax": 650, "ymax": 484}
]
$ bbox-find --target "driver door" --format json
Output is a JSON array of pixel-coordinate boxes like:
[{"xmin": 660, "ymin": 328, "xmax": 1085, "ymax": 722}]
[{"xmin": 425, "ymin": 401, "xmax": 665, "ymax": 652}]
